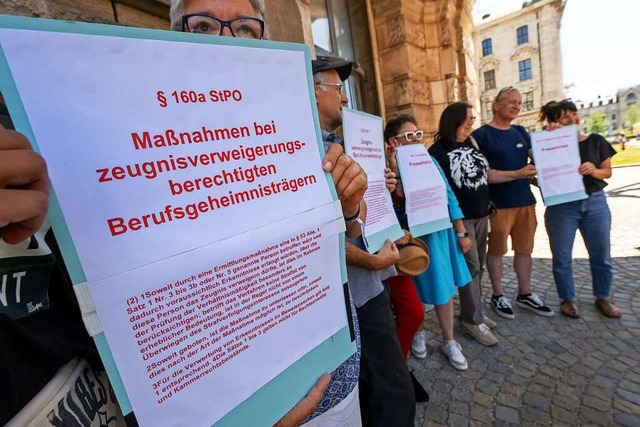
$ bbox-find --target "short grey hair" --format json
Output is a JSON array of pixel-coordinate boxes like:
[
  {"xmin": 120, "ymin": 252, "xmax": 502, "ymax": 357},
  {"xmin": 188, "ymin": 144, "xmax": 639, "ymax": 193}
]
[
  {"xmin": 313, "ymin": 71, "xmax": 329, "ymax": 92},
  {"xmin": 169, "ymin": 0, "xmax": 267, "ymax": 37}
]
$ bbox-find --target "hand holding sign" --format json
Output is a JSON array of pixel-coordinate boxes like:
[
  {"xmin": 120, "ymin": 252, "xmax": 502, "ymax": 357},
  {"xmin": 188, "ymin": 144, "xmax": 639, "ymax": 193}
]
[{"xmin": 0, "ymin": 126, "xmax": 50, "ymax": 244}]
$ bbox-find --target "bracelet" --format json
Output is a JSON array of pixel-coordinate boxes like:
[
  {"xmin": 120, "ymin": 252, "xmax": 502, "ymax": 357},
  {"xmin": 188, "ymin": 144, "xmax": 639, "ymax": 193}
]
[
  {"xmin": 456, "ymin": 232, "xmax": 469, "ymax": 238},
  {"xmin": 344, "ymin": 204, "xmax": 361, "ymax": 223}
]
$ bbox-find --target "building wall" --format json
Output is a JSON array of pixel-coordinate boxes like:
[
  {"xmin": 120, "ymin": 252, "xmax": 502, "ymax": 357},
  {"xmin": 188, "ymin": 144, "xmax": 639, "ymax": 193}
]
[
  {"xmin": 475, "ymin": 0, "xmax": 565, "ymax": 131},
  {"xmin": 1, "ymin": 0, "xmax": 478, "ymax": 141},
  {"xmin": 370, "ymin": 0, "xmax": 477, "ymax": 139},
  {"xmin": 0, "ymin": 0, "xmax": 170, "ymax": 29},
  {"xmin": 577, "ymin": 85, "xmax": 640, "ymax": 135}
]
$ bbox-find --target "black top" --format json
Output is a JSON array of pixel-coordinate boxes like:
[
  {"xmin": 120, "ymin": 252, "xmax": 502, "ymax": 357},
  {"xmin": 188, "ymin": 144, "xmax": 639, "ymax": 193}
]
[
  {"xmin": 579, "ymin": 134, "xmax": 616, "ymax": 194},
  {"xmin": 428, "ymin": 139, "xmax": 492, "ymax": 219},
  {"xmin": 0, "ymin": 108, "xmax": 99, "ymax": 424}
]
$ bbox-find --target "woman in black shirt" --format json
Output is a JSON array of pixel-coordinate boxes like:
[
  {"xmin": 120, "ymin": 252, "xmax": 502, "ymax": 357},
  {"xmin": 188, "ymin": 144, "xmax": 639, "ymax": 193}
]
[
  {"xmin": 539, "ymin": 100, "xmax": 620, "ymax": 319},
  {"xmin": 428, "ymin": 102, "xmax": 498, "ymax": 346}
]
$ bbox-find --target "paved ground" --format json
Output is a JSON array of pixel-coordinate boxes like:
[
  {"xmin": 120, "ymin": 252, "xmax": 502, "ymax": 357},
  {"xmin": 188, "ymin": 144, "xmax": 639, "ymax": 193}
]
[{"xmin": 411, "ymin": 165, "xmax": 640, "ymax": 426}]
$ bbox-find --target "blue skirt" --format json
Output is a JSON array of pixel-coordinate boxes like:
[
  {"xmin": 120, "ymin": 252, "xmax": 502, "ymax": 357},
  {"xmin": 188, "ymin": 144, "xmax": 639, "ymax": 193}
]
[{"xmin": 413, "ymin": 227, "xmax": 471, "ymax": 306}]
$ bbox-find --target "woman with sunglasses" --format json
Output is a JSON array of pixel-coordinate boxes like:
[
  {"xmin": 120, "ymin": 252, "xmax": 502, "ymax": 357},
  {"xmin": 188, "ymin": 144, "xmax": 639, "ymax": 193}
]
[
  {"xmin": 385, "ymin": 114, "xmax": 472, "ymax": 371},
  {"xmin": 539, "ymin": 100, "xmax": 620, "ymax": 319},
  {"xmin": 428, "ymin": 102, "xmax": 498, "ymax": 346}
]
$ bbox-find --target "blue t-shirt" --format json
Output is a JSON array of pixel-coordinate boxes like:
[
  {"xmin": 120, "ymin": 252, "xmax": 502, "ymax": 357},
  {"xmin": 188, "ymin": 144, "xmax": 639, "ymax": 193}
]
[{"xmin": 471, "ymin": 124, "xmax": 536, "ymax": 209}]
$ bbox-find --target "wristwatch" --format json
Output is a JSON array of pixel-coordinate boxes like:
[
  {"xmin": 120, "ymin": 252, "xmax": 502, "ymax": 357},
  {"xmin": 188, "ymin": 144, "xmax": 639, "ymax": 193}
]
[{"xmin": 456, "ymin": 232, "xmax": 469, "ymax": 238}]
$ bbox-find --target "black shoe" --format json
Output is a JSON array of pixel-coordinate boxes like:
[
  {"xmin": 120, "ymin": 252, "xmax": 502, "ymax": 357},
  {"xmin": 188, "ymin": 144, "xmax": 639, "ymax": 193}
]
[
  {"xmin": 491, "ymin": 295, "xmax": 515, "ymax": 319},
  {"xmin": 410, "ymin": 371, "xmax": 429, "ymax": 403},
  {"xmin": 516, "ymin": 293, "xmax": 554, "ymax": 317}
]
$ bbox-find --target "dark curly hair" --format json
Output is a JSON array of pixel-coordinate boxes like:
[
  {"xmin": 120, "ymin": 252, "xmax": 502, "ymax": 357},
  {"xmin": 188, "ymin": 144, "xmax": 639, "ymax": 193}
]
[{"xmin": 384, "ymin": 114, "xmax": 418, "ymax": 143}]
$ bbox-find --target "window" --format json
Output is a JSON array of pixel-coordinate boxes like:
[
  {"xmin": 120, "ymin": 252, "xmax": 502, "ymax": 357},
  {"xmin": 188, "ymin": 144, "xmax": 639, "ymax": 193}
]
[
  {"xmin": 311, "ymin": 0, "xmax": 379, "ymax": 114},
  {"xmin": 626, "ymin": 93, "xmax": 637, "ymax": 106},
  {"xmin": 484, "ymin": 70, "xmax": 496, "ymax": 91},
  {"xmin": 518, "ymin": 59, "xmax": 532, "ymax": 80},
  {"xmin": 516, "ymin": 26, "xmax": 529, "ymax": 45},
  {"xmin": 483, "ymin": 101, "xmax": 493, "ymax": 122},
  {"xmin": 612, "ymin": 113, "xmax": 616, "ymax": 121},
  {"xmin": 522, "ymin": 91, "xmax": 534, "ymax": 111},
  {"xmin": 481, "ymin": 38, "xmax": 492, "ymax": 56}
]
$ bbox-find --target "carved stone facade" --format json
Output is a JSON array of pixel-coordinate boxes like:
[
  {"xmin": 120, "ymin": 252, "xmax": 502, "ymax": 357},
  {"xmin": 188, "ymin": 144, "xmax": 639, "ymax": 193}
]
[
  {"xmin": 369, "ymin": 0, "xmax": 478, "ymax": 139},
  {"xmin": 475, "ymin": 0, "xmax": 566, "ymax": 131}
]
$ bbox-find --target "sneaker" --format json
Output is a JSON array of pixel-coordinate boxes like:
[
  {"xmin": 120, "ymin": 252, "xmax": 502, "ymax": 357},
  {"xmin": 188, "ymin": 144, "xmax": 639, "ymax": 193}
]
[
  {"xmin": 516, "ymin": 293, "xmax": 554, "ymax": 317},
  {"xmin": 483, "ymin": 315, "xmax": 497, "ymax": 329},
  {"xmin": 461, "ymin": 321, "xmax": 499, "ymax": 346},
  {"xmin": 411, "ymin": 330, "xmax": 427, "ymax": 359},
  {"xmin": 442, "ymin": 340, "xmax": 468, "ymax": 371},
  {"xmin": 491, "ymin": 295, "xmax": 515, "ymax": 319}
]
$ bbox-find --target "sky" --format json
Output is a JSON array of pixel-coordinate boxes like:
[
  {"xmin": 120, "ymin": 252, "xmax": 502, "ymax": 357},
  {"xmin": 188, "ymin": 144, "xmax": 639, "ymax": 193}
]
[{"xmin": 473, "ymin": 0, "xmax": 640, "ymax": 104}]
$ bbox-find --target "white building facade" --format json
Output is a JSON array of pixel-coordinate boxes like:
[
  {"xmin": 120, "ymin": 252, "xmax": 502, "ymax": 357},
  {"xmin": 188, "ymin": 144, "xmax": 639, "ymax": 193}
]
[{"xmin": 474, "ymin": 0, "xmax": 566, "ymax": 131}]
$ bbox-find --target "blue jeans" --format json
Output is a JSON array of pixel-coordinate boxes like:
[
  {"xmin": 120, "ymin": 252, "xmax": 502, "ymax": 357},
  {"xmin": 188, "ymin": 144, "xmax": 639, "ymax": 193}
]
[{"xmin": 544, "ymin": 191, "xmax": 613, "ymax": 301}]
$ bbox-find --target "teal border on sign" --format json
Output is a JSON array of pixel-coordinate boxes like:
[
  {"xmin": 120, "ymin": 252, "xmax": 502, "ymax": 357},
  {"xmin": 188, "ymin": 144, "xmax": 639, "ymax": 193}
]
[
  {"xmin": 544, "ymin": 190, "xmax": 588, "ymax": 207},
  {"xmin": 342, "ymin": 108, "xmax": 404, "ymax": 253},
  {"xmin": 393, "ymin": 145, "xmax": 451, "ymax": 239},
  {"xmin": 366, "ymin": 225, "xmax": 404, "ymax": 254},
  {"xmin": 530, "ymin": 125, "xmax": 587, "ymax": 208},
  {"xmin": 410, "ymin": 218, "xmax": 452, "ymax": 238},
  {"xmin": 0, "ymin": 15, "xmax": 353, "ymax": 426}
]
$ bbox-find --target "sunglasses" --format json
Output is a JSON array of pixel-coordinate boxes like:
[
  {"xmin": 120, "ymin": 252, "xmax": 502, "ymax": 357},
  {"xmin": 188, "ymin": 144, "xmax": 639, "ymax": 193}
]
[
  {"xmin": 394, "ymin": 130, "xmax": 424, "ymax": 142},
  {"xmin": 495, "ymin": 86, "xmax": 518, "ymax": 102}
]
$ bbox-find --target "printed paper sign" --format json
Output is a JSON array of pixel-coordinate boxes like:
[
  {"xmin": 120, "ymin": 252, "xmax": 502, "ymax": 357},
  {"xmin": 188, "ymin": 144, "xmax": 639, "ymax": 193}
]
[
  {"xmin": 0, "ymin": 17, "xmax": 354, "ymax": 427},
  {"xmin": 342, "ymin": 108, "xmax": 403, "ymax": 252},
  {"xmin": 531, "ymin": 125, "xmax": 587, "ymax": 206},
  {"xmin": 395, "ymin": 144, "xmax": 451, "ymax": 237}
]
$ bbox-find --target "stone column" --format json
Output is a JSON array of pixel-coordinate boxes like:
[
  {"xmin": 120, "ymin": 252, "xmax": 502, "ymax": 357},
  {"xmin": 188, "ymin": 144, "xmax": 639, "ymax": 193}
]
[{"xmin": 370, "ymin": 0, "xmax": 476, "ymax": 140}]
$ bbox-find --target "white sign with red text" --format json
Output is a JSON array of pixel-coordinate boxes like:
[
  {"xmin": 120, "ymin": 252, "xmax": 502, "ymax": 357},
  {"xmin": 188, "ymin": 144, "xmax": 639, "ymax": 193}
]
[
  {"xmin": 342, "ymin": 108, "xmax": 403, "ymax": 252},
  {"xmin": 395, "ymin": 144, "xmax": 451, "ymax": 237},
  {"xmin": 531, "ymin": 125, "xmax": 587, "ymax": 206},
  {"xmin": 0, "ymin": 20, "xmax": 354, "ymax": 427}
]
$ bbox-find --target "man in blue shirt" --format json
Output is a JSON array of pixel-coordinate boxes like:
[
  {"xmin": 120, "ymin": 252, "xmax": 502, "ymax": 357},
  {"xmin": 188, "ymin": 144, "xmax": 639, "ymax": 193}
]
[{"xmin": 472, "ymin": 87, "xmax": 553, "ymax": 319}]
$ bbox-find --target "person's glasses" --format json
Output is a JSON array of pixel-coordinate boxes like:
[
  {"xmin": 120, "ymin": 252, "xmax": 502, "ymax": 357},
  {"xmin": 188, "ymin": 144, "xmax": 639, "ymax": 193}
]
[
  {"xmin": 394, "ymin": 130, "xmax": 424, "ymax": 142},
  {"xmin": 182, "ymin": 13, "xmax": 265, "ymax": 39},
  {"xmin": 316, "ymin": 82, "xmax": 344, "ymax": 93},
  {"xmin": 495, "ymin": 86, "xmax": 517, "ymax": 101}
]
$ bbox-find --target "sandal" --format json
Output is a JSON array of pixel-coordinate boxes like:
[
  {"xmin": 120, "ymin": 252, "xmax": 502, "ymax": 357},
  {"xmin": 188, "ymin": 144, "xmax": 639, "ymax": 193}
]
[
  {"xmin": 595, "ymin": 298, "xmax": 621, "ymax": 318},
  {"xmin": 560, "ymin": 300, "xmax": 580, "ymax": 318}
]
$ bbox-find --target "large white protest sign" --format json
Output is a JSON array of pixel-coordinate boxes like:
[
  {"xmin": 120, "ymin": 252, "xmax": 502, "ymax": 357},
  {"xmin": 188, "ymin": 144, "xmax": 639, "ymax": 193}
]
[
  {"xmin": 342, "ymin": 108, "xmax": 403, "ymax": 252},
  {"xmin": 531, "ymin": 125, "xmax": 587, "ymax": 206},
  {"xmin": 395, "ymin": 144, "xmax": 451, "ymax": 237},
  {"xmin": 0, "ymin": 17, "xmax": 354, "ymax": 427}
]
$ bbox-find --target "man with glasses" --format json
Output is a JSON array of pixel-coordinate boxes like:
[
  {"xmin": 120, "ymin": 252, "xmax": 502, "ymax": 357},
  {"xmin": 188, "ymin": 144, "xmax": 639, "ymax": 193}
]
[
  {"xmin": 472, "ymin": 87, "xmax": 553, "ymax": 319},
  {"xmin": 313, "ymin": 56, "xmax": 416, "ymax": 427}
]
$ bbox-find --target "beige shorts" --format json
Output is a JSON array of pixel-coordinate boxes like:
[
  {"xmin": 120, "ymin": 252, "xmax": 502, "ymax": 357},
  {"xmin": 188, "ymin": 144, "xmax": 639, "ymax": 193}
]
[{"xmin": 488, "ymin": 205, "xmax": 537, "ymax": 255}]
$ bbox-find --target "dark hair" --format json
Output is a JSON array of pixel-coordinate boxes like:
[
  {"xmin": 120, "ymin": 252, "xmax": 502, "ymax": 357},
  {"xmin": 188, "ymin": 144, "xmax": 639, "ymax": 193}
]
[
  {"xmin": 539, "ymin": 99, "xmax": 578, "ymax": 123},
  {"xmin": 384, "ymin": 114, "xmax": 418, "ymax": 143},
  {"xmin": 434, "ymin": 102, "xmax": 472, "ymax": 149}
]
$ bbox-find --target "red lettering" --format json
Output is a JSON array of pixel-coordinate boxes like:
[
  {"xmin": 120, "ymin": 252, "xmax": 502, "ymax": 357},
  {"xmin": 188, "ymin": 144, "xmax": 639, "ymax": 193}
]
[
  {"xmin": 96, "ymin": 168, "xmax": 112, "ymax": 183},
  {"xmin": 107, "ymin": 217, "xmax": 127, "ymax": 236}
]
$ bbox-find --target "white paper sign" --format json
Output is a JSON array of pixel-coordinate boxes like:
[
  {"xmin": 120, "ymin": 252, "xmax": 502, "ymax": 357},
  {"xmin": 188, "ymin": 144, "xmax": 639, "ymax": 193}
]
[
  {"xmin": 0, "ymin": 24, "xmax": 353, "ymax": 427},
  {"xmin": 531, "ymin": 125, "xmax": 587, "ymax": 206},
  {"xmin": 395, "ymin": 144, "xmax": 451, "ymax": 237},
  {"xmin": 342, "ymin": 108, "xmax": 403, "ymax": 252}
]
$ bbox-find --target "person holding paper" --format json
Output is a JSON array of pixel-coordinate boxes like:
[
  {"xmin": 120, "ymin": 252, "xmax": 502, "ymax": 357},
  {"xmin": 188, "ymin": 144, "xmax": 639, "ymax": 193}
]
[
  {"xmin": 385, "ymin": 114, "xmax": 472, "ymax": 371},
  {"xmin": 472, "ymin": 86, "xmax": 553, "ymax": 319},
  {"xmin": 1, "ymin": 1, "xmax": 370, "ymax": 426},
  {"xmin": 171, "ymin": 1, "xmax": 371, "ymax": 425},
  {"xmin": 539, "ymin": 100, "xmax": 620, "ymax": 319},
  {"xmin": 312, "ymin": 56, "xmax": 416, "ymax": 426},
  {"xmin": 428, "ymin": 102, "xmax": 499, "ymax": 347}
]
